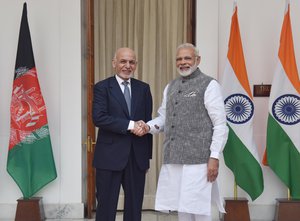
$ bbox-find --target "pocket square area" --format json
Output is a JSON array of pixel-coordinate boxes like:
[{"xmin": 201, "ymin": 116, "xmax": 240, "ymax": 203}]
[{"xmin": 184, "ymin": 91, "xmax": 197, "ymax": 97}]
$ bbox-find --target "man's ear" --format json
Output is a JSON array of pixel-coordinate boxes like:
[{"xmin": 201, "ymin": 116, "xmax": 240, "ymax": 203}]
[
  {"xmin": 197, "ymin": 56, "xmax": 201, "ymax": 65},
  {"xmin": 112, "ymin": 59, "xmax": 116, "ymax": 68}
]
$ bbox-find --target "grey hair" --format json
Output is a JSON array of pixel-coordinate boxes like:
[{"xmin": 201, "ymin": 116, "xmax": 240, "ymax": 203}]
[
  {"xmin": 112, "ymin": 47, "xmax": 136, "ymax": 60},
  {"xmin": 176, "ymin": 43, "xmax": 199, "ymax": 56}
]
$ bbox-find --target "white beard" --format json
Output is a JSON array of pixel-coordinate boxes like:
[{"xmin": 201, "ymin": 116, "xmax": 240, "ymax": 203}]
[{"xmin": 177, "ymin": 63, "xmax": 198, "ymax": 77}]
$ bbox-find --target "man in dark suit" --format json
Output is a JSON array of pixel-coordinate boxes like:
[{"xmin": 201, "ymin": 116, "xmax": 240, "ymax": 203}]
[{"xmin": 92, "ymin": 47, "xmax": 153, "ymax": 221}]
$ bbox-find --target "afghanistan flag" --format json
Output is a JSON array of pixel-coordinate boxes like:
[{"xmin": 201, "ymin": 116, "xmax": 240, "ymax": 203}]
[
  {"xmin": 7, "ymin": 3, "xmax": 57, "ymax": 199},
  {"xmin": 222, "ymin": 4, "xmax": 264, "ymax": 201},
  {"xmin": 263, "ymin": 1, "xmax": 300, "ymax": 199}
]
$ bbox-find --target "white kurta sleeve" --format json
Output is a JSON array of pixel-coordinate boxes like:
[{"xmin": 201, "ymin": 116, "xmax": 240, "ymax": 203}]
[
  {"xmin": 147, "ymin": 84, "xmax": 169, "ymax": 134},
  {"xmin": 204, "ymin": 80, "xmax": 229, "ymax": 159}
]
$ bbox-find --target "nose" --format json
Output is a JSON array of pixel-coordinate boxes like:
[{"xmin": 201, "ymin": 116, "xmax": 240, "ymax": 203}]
[
  {"xmin": 180, "ymin": 59, "xmax": 186, "ymax": 64},
  {"xmin": 125, "ymin": 61, "xmax": 131, "ymax": 68},
  {"xmin": 177, "ymin": 60, "xmax": 187, "ymax": 67},
  {"xmin": 176, "ymin": 56, "xmax": 191, "ymax": 65}
]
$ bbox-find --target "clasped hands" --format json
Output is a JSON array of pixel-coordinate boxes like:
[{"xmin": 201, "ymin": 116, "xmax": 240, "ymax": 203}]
[{"xmin": 130, "ymin": 120, "xmax": 150, "ymax": 136}]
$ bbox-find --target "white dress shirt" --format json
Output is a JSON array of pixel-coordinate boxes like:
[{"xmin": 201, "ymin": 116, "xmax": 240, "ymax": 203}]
[
  {"xmin": 147, "ymin": 79, "xmax": 228, "ymax": 159},
  {"xmin": 115, "ymin": 75, "xmax": 135, "ymax": 130}
]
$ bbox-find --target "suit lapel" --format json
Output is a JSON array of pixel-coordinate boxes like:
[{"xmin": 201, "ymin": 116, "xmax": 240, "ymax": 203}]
[
  {"xmin": 130, "ymin": 79, "xmax": 140, "ymax": 118},
  {"xmin": 109, "ymin": 77, "xmax": 130, "ymax": 117}
]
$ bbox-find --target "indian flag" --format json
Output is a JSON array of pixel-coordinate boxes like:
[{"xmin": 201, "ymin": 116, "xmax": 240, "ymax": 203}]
[
  {"xmin": 221, "ymin": 4, "xmax": 264, "ymax": 201},
  {"xmin": 263, "ymin": 1, "xmax": 300, "ymax": 199}
]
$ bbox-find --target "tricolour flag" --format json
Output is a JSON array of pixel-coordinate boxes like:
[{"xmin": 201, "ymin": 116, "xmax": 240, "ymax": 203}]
[
  {"xmin": 263, "ymin": 1, "xmax": 300, "ymax": 199},
  {"xmin": 222, "ymin": 4, "xmax": 264, "ymax": 201},
  {"xmin": 7, "ymin": 3, "xmax": 57, "ymax": 199}
]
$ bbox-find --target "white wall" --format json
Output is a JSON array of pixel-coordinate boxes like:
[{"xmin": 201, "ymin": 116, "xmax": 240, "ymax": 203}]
[
  {"xmin": 0, "ymin": 0, "xmax": 83, "ymax": 219},
  {"xmin": 197, "ymin": 0, "xmax": 300, "ymax": 220}
]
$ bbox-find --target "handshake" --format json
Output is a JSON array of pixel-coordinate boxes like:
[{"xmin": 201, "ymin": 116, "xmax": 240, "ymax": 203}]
[{"xmin": 130, "ymin": 120, "xmax": 150, "ymax": 136}]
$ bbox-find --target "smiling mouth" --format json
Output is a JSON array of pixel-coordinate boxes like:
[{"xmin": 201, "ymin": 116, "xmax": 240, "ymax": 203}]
[
  {"xmin": 180, "ymin": 66, "xmax": 190, "ymax": 71},
  {"xmin": 122, "ymin": 70, "xmax": 132, "ymax": 74}
]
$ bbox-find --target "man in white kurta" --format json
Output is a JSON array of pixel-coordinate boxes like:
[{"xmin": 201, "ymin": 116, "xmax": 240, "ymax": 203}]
[{"xmin": 145, "ymin": 43, "xmax": 228, "ymax": 221}]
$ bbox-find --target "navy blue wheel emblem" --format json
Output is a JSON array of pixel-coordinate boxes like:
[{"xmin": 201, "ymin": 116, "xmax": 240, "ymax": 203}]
[
  {"xmin": 224, "ymin": 93, "xmax": 254, "ymax": 124},
  {"xmin": 272, "ymin": 94, "xmax": 300, "ymax": 125}
]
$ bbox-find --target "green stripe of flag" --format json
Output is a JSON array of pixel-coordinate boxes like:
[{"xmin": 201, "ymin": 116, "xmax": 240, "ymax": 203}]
[
  {"xmin": 224, "ymin": 125, "xmax": 264, "ymax": 200},
  {"xmin": 267, "ymin": 114, "xmax": 300, "ymax": 199},
  {"xmin": 7, "ymin": 126, "xmax": 57, "ymax": 199}
]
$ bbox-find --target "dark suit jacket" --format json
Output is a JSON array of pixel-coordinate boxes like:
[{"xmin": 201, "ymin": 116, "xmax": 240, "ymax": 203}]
[{"xmin": 92, "ymin": 76, "xmax": 153, "ymax": 171}]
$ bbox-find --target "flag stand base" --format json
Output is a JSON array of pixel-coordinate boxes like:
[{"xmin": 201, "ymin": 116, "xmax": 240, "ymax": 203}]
[
  {"xmin": 15, "ymin": 197, "xmax": 45, "ymax": 221},
  {"xmin": 222, "ymin": 197, "xmax": 250, "ymax": 221},
  {"xmin": 275, "ymin": 198, "xmax": 300, "ymax": 221}
]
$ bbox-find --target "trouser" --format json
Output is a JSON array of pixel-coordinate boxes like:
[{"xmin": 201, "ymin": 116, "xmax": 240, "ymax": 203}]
[
  {"xmin": 95, "ymin": 150, "xmax": 146, "ymax": 221},
  {"xmin": 178, "ymin": 212, "xmax": 212, "ymax": 221}
]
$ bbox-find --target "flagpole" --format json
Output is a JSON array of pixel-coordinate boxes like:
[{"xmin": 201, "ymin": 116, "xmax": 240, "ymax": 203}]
[
  {"xmin": 232, "ymin": 1, "xmax": 241, "ymax": 201},
  {"xmin": 234, "ymin": 180, "xmax": 238, "ymax": 199},
  {"xmin": 285, "ymin": 0, "xmax": 290, "ymax": 14},
  {"xmin": 232, "ymin": 0, "xmax": 238, "ymax": 202},
  {"xmin": 233, "ymin": 0, "xmax": 237, "ymax": 12}
]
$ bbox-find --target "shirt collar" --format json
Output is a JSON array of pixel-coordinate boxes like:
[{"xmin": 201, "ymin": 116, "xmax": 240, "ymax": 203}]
[{"xmin": 115, "ymin": 74, "xmax": 131, "ymax": 86}]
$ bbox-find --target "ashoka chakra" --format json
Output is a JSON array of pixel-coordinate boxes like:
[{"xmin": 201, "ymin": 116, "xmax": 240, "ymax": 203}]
[
  {"xmin": 224, "ymin": 93, "xmax": 254, "ymax": 124},
  {"xmin": 272, "ymin": 94, "xmax": 300, "ymax": 125}
]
